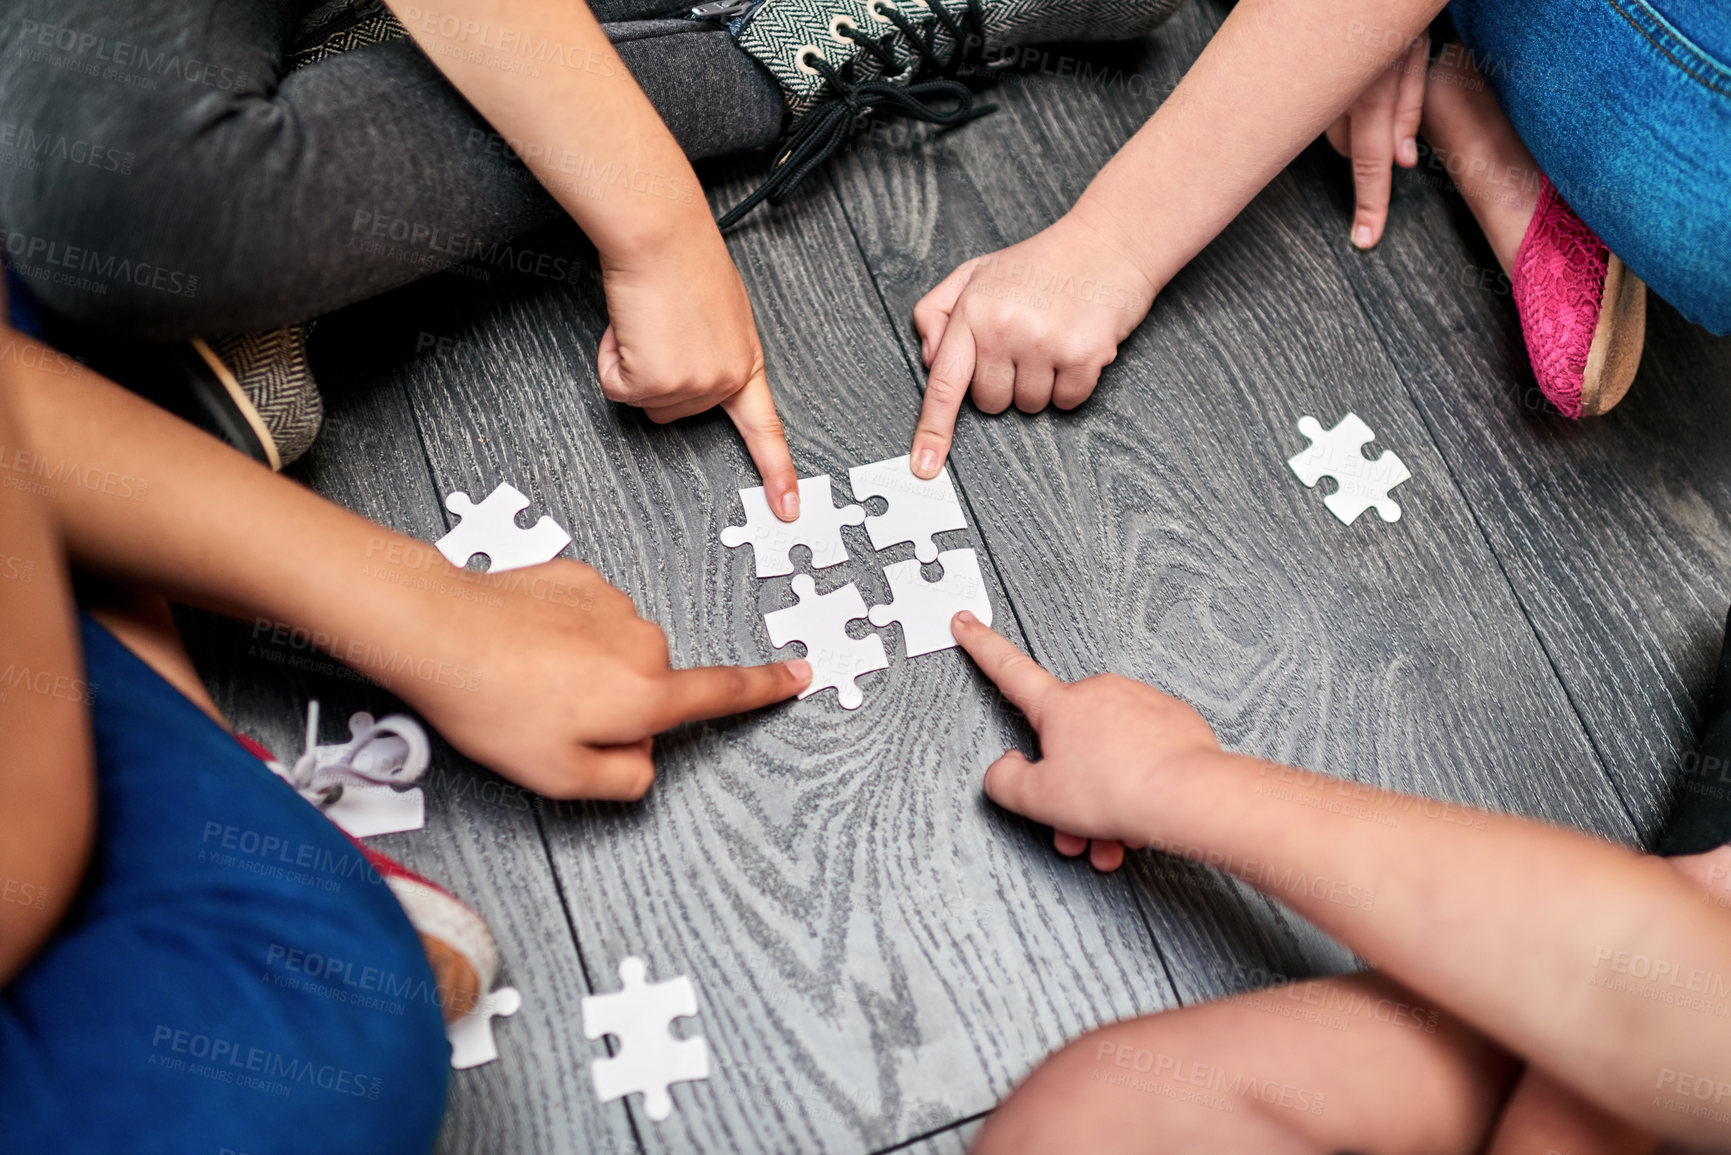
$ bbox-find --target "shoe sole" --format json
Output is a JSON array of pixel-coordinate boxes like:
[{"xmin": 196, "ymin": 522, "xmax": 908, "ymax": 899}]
[
  {"xmin": 1578, "ymin": 254, "xmax": 1647, "ymax": 417},
  {"xmin": 189, "ymin": 337, "xmax": 283, "ymax": 470}
]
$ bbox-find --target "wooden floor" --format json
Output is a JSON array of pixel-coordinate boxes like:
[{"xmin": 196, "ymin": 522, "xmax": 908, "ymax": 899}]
[{"xmin": 180, "ymin": 1, "xmax": 1731, "ymax": 1150}]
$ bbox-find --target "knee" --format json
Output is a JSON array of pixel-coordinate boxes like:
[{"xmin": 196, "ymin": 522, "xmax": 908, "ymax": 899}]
[{"xmin": 0, "ymin": 81, "xmax": 284, "ymax": 338}]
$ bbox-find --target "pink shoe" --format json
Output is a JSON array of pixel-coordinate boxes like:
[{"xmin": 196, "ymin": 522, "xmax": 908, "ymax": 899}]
[
  {"xmin": 235, "ymin": 730, "xmax": 500, "ymax": 1023},
  {"xmin": 1511, "ymin": 176, "xmax": 1647, "ymax": 418}
]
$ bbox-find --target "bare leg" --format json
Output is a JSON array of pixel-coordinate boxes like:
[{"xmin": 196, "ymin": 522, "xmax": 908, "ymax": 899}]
[
  {"xmin": 1485, "ymin": 1067, "xmax": 1659, "ymax": 1155},
  {"xmin": 79, "ymin": 578, "xmax": 225, "ymax": 728},
  {"xmin": 1419, "ymin": 45, "xmax": 1543, "ymax": 275},
  {"xmin": 972, "ymin": 971, "xmax": 1518, "ymax": 1155}
]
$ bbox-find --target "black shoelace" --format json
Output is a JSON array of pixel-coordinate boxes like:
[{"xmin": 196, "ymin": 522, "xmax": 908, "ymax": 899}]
[{"xmin": 716, "ymin": 0, "xmax": 997, "ymax": 230}]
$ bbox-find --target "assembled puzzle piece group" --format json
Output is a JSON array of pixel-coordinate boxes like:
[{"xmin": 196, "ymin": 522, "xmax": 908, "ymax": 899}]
[{"xmin": 721, "ymin": 454, "xmax": 992, "ymax": 709}]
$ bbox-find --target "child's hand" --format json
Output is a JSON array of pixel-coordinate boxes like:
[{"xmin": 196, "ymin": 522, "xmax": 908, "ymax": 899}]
[
  {"xmin": 1324, "ymin": 31, "xmax": 1429, "ymax": 249},
  {"xmin": 597, "ymin": 229, "xmax": 801, "ymax": 521},
  {"xmin": 391, "ymin": 557, "xmax": 811, "ymax": 801},
  {"xmin": 950, "ymin": 611, "xmax": 1219, "ymax": 871},
  {"xmin": 908, "ymin": 217, "xmax": 1157, "ymax": 479}
]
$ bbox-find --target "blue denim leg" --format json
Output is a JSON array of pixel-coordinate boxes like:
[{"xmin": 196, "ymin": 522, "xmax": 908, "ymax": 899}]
[
  {"xmin": 0, "ymin": 617, "xmax": 448, "ymax": 1155},
  {"xmin": 1450, "ymin": 0, "xmax": 1731, "ymax": 333}
]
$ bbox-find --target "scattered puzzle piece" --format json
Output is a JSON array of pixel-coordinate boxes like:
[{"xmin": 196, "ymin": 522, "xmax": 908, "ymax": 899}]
[
  {"xmin": 582, "ymin": 958, "xmax": 711, "ymax": 1122},
  {"xmin": 447, "ymin": 985, "xmax": 522, "ymax": 1070},
  {"xmin": 848, "ymin": 455, "xmax": 968, "ymax": 564},
  {"xmin": 719, "ymin": 474, "xmax": 864, "ymax": 577},
  {"xmin": 436, "ymin": 483, "xmax": 572, "ymax": 572},
  {"xmin": 868, "ymin": 548, "xmax": 994, "ymax": 657},
  {"xmin": 764, "ymin": 575, "xmax": 888, "ymax": 709},
  {"xmin": 1287, "ymin": 413, "xmax": 1411, "ymax": 525}
]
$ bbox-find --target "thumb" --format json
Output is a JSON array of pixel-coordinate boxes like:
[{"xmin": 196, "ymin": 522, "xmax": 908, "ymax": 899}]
[
  {"xmin": 982, "ymin": 749, "xmax": 1048, "ymax": 821},
  {"xmin": 596, "ymin": 323, "xmax": 629, "ymax": 402}
]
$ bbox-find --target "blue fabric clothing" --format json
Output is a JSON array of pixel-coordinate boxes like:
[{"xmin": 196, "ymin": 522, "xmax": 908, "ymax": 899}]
[
  {"xmin": 1451, "ymin": 0, "xmax": 1731, "ymax": 333},
  {"xmin": 0, "ymin": 616, "xmax": 448, "ymax": 1155}
]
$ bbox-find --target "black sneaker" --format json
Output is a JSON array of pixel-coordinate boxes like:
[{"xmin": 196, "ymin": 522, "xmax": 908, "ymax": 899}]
[{"xmin": 712, "ymin": 0, "xmax": 1186, "ymax": 226}]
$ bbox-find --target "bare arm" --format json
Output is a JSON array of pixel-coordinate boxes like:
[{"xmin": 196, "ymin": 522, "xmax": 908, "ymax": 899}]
[
  {"xmin": 0, "ymin": 343, "xmax": 94, "ymax": 986},
  {"xmin": 908, "ymin": 0, "xmax": 1446, "ymax": 476},
  {"xmin": 384, "ymin": 0, "xmax": 801, "ymax": 520},
  {"xmin": 954, "ymin": 613, "xmax": 1731, "ymax": 1146},
  {"xmin": 0, "ymin": 325, "xmax": 809, "ymax": 800}
]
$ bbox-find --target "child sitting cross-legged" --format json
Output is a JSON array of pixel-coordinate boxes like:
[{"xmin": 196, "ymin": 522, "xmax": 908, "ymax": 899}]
[{"xmin": 949, "ymin": 609, "xmax": 1731, "ymax": 1154}]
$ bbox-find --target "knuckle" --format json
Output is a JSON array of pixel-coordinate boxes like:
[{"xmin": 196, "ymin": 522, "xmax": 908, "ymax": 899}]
[{"xmin": 1351, "ymin": 156, "xmax": 1390, "ymax": 181}]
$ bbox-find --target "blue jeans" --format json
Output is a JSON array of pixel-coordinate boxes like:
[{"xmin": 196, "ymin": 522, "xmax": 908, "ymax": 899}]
[
  {"xmin": 0, "ymin": 617, "xmax": 448, "ymax": 1155},
  {"xmin": 1451, "ymin": 0, "xmax": 1731, "ymax": 334}
]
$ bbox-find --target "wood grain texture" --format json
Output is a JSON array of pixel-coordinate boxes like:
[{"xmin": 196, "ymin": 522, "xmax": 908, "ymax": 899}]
[
  {"xmin": 822, "ymin": 0, "xmax": 1640, "ymax": 998},
  {"xmin": 177, "ymin": 336, "xmax": 640, "ymax": 1155},
  {"xmin": 1295, "ymin": 144, "xmax": 1731, "ymax": 839},
  {"xmin": 878, "ymin": 1115, "xmax": 985, "ymax": 1154},
  {"xmin": 314, "ymin": 202, "xmax": 1189, "ymax": 1153}
]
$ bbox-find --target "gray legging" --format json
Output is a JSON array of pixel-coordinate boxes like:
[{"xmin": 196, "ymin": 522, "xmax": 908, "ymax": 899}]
[{"xmin": 0, "ymin": 0, "xmax": 785, "ymax": 338}]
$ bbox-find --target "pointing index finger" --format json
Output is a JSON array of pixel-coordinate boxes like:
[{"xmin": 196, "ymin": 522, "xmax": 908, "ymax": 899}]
[
  {"xmin": 723, "ymin": 369, "xmax": 800, "ymax": 522},
  {"xmin": 648, "ymin": 658, "xmax": 812, "ymax": 732},
  {"xmin": 950, "ymin": 611, "xmax": 1063, "ymax": 727}
]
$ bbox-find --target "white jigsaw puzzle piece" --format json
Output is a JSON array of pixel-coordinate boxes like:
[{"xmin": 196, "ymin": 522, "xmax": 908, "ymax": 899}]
[
  {"xmin": 848, "ymin": 455, "xmax": 968, "ymax": 564},
  {"xmin": 718, "ymin": 474, "xmax": 864, "ymax": 577},
  {"xmin": 763, "ymin": 576, "xmax": 888, "ymax": 709},
  {"xmin": 867, "ymin": 548, "xmax": 994, "ymax": 657},
  {"xmin": 446, "ymin": 985, "xmax": 522, "ymax": 1070},
  {"xmin": 582, "ymin": 957, "xmax": 711, "ymax": 1122},
  {"xmin": 323, "ymin": 782, "xmax": 425, "ymax": 839},
  {"xmin": 316, "ymin": 710, "xmax": 428, "ymax": 837},
  {"xmin": 436, "ymin": 483, "xmax": 572, "ymax": 572},
  {"xmin": 1287, "ymin": 413, "xmax": 1411, "ymax": 525}
]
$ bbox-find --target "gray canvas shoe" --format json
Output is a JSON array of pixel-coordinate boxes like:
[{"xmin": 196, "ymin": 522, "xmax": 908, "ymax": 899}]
[
  {"xmin": 710, "ymin": 0, "xmax": 1187, "ymax": 226},
  {"xmin": 190, "ymin": 326, "xmax": 324, "ymax": 470}
]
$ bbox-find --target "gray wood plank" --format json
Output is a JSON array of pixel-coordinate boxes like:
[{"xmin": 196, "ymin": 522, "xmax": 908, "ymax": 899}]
[
  {"xmin": 176, "ymin": 341, "xmax": 641, "ymax": 1155},
  {"xmin": 823, "ymin": 0, "xmax": 1638, "ymax": 1000},
  {"xmin": 1293, "ymin": 144, "xmax": 1731, "ymax": 839},
  {"xmin": 337, "ymin": 203, "xmax": 1185, "ymax": 1152}
]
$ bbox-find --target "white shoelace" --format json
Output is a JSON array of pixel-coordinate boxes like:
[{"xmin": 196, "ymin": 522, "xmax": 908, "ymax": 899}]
[{"xmin": 268, "ymin": 699, "xmax": 431, "ymax": 808}]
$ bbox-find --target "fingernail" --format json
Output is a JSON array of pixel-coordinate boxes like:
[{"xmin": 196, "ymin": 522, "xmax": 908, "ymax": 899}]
[
  {"xmin": 914, "ymin": 448, "xmax": 939, "ymax": 477},
  {"xmin": 1352, "ymin": 224, "xmax": 1374, "ymax": 249},
  {"xmin": 785, "ymin": 658, "xmax": 812, "ymax": 683},
  {"xmin": 954, "ymin": 610, "xmax": 978, "ymax": 627},
  {"xmin": 780, "ymin": 489, "xmax": 800, "ymax": 519},
  {"xmin": 1399, "ymin": 138, "xmax": 1417, "ymax": 166}
]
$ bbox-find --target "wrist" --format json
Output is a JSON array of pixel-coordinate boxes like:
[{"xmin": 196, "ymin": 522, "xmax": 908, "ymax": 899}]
[
  {"xmin": 585, "ymin": 178, "xmax": 719, "ymax": 269},
  {"xmin": 1060, "ymin": 197, "xmax": 1166, "ymax": 309},
  {"xmin": 274, "ymin": 525, "xmax": 485, "ymax": 695}
]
